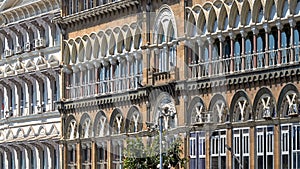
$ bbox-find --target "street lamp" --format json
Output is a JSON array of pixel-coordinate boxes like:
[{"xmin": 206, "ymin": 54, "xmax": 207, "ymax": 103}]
[{"xmin": 157, "ymin": 106, "xmax": 177, "ymax": 169}]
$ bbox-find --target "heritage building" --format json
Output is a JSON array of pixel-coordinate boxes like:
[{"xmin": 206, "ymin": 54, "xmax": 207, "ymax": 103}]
[
  {"xmin": 57, "ymin": 0, "xmax": 300, "ymax": 169},
  {"xmin": 0, "ymin": 0, "xmax": 62, "ymax": 168}
]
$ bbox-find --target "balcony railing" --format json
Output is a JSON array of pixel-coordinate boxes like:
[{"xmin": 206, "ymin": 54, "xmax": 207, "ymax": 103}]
[
  {"xmin": 189, "ymin": 46, "xmax": 300, "ymax": 79},
  {"xmin": 66, "ymin": 74, "xmax": 142, "ymax": 99}
]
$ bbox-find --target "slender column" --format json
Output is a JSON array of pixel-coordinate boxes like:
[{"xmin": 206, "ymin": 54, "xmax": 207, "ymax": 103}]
[
  {"xmin": 240, "ymin": 29, "xmax": 246, "ymax": 71},
  {"xmin": 229, "ymin": 32, "xmax": 235, "ymax": 73},
  {"xmin": 218, "ymin": 34, "xmax": 224, "ymax": 75},
  {"xmin": 274, "ymin": 124, "xmax": 280, "ymax": 169},
  {"xmin": 24, "ymin": 83, "xmax": 29, "ymax": 115},
  {"xmin": 24, "ymin": 149, "xmax": 30, "ymax": 169},
  {"xmin": 35, "ymin": 79, "xmax": 41, "ymax": 113},
  {"xmin": 91, "ymin": 142, "xmax": 96, "ymax": 169},
  {"xmin": 46, "ymin": 77, "xmax": 52, "ymax": 111},
  {"xmin": 62, "ymin": 144, "xmax": 67, "ymax": 169},
  {"xmin": 289, "ymin": 18, "xmax": 296, "ymax": 63},
  {"xmin": 250, "ymin": 126, "xmax": 255, "ymax": 169},
  {"xmin": 207, "ymin": 36, "xmax": 214, "ymax": 76},
  {"xmin": 205, "ymin": 131, "xmax": 210, "ymax": 169},
  {"xmin": 276, "ymin": 22, "xmax": 283, "ymax": 65},
  {"xmin": 77, "ymin": 143, "xmax": 81, "ymax": 169},
  {"xmin": 264, "ymin": 23, "xmax": 270, "ymax": 67},
  {"xmin": 226, "ymin": 127, "xmax": 232, "ymax": 169},
  {"xmin": 252, "ymin": 27, "xmax": 259, "ymax": 69},
  {"xmin": 197, "ymin": 39, "xmax": 202, "ymax": 77}
]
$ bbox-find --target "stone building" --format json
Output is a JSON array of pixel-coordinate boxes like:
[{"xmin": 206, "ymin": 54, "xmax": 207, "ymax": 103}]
[
  {"xmin": 56, "ymin": 0, "xmax": 300, "ymax": 169},
  {"xmin": 0, "ymin": 0, "xmax": 62, "ymax": 168}
]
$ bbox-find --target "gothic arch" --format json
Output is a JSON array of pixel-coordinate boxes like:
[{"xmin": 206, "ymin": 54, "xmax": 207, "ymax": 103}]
[
  {"xmin": 186, "ymin": 9, "xmax": 197, "ymax": 37},
  {"xmin": 240, "ymin": 0, "xmax": 251, "ymax": 26},
  {"xmin": 125, "ymin": 29, "xmax": 133, "ymax": 52},
  {"xmin": 252, "ymin": 0, "xmax": 264, "ymax": 23},
  {"xmin": 77, "ymin": 39, "xmax": 84, "ymax": 63},
  {"xmin": 208, "ymin": 94, "xmax": 229, "ymax": 123},
  {"xmin": 117, "ymin": 31, "xmax": 125, "ymax": 53},
  {"xmin": 196, "ymin": 7, "xmax": 207, "ymax": 35},
  {"xmin": 229, "ymin": 1, "xmax": 240, "ymax": 28},
  {"xmin": 133, "ymin": 27, "xmax": 142, "ymax": 50},
  {"xmin": 93, "ymin": 111, "xmax": 108, "ymax": 137},
  {"xmin": 207, "ymin": 7, "xmax": 217, "ymax": 33},
  {"xmin": 253, "ymin": 87, "xmax": 277, "ymax": 119},
  {"xmin": 63, "ymin": 41, "xmax": 70, "ymax": 65},
  {"xmin": 93, "ymin": 36, "xmax": 100, "ymax": 59},
  {"xmin": 277, "ymin": 83, "xmax": 299, "ymax": 117},
  {"xmin": 79, "ymin": 113, "xmax": 92, "ymax": 138},
  {"xmin": 83, "ymin": 35, "xmax": 92, "ymax": 61},
  {"xmin": 65, "ymin": 115, "xmax": 77, "ymax": 140},
  {"xmin": 187, "ymin": 96, "xmax": 207, "ymax": 125},
  {"xmin": 153, "ymin": 5, "xmax": 178, "ymax": 44},
  {"xmin": 109, "ymin": 108, "xmax": 124, "ymax": 135},
  {"xmin": 264, "ymin": 0, "xmax": 277, "ymax": 20},
  {"xmin": 125, "ymin": 106, "xmax": 143, "ymax": 133},
  {"xmin": 229, "ymin": 90, "xmax": 253, "ymax": 122},
  {"xmin": 277, "ymin": 0, "xmax": 289, "ymax": 17},
  {"xmin": 218, "ymin": 4, "xmax": 229, "ymax": 30}
]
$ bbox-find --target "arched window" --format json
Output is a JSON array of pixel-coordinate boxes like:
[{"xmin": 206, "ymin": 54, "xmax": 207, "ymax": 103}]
[
  {"xmin": 281, "ymin": 25, "xmax": 290, "ymax": 64},
  {"xmin": 282, "ymin": 0, "xmax": 289, "ymax": 17},
  {"xmin": 213, "ymin": 18, "xmax": 218, "ymax": 33},
  {"xmin": 258, "ymin": 6, "xmax": 264, "ymax": 23},
  {"xmin": 234, "ymin": 14, "xmax": 240, "ymax": 28},
  {"xmin": 296, "ymin": 0, "xmax": 300, "ymax": 15},
  {"xmin": 67, "ymin": 119, "xmax": 77, "ymax": 140},
  {"xmin": 245, "ymin": 35, "xmax": 253, "ymax": 70},
  {"xmin": 212, "ymin": 41, "xmax": 219, "ymax": 75},
  {"xmin": 270, "ymin": 3, "xmax": 276, "ymax": 20},
  {"xmin": 246, "ymin": 10, "xmax": 251, "ymax": 25},
  {"xmin": 202, "ymin": 43, "xmax": 209, "ymax": 77},
  {"xmin": 294, "ymin": 26, "xmax": 300, "ymax": 62},
  {"xmin": 269, "ymin": 28, "xmax": 278, "ymax": 66},
  {"xmin": 257, "ymin": 31, "xmax": 265, "ymax": 68},
  {"xmin": 68, "ymin": 0, "xmax": 73, "ymax": 14},
  {"xmin": 234, "ymin": 36, "xmax": 242, "ymax": 71}
]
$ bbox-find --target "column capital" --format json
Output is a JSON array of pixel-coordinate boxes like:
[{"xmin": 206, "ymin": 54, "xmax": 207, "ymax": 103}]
[
  {"xmin": 240, "ymin": 29, "xmax": 246, "ymax": 38},
  {"xmin": 251, "ymin": 27, "xmax": 259, "ymax": 35},
  {"xmin": 229, "ymin": 31, "xmax": 236, "ymax": 40},
  {"xmin": 207, "ymin": 36, "xmax": 215, "ymax": 44},
  {"xmin": 276, "ymin": 21, "xmax": 283, "ymax": 30},
  {"xmin": 263, "ymin": 22, "xmax": 271, "ymax": 33},
  {"xmin": 217, "ymin": 33, "xmax": 225, "ymax": 42},
  {"xmin": 289, "ymin": 17, "xmax": 296, "ymax": 28}
]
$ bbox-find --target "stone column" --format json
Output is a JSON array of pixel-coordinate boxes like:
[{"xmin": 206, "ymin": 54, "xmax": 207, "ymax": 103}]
[
  {"xmin": 77, "ymin": 142, "xmax": 81, "ymax": 169},
  {"xmin": 91, "ymin": 142, "xmax": 96, "ymax": 169},
  {"xmin": 274, "ymin": 124, "xmax": 280, "ymax": 169},
  {"xmin": 289, "ymin": 18, "xmax": 296, "ymax": 63},
  {"xmin": 226, "ymin": 126, "xmax": 232, "ymax": 169},
  {"xmin": 218, "ymin": 34, "xmax": 224, "ymax": 75},
  {"xmin": 229, "ymin": 31, "xmax": 235, "ymax": 73},
  {"xmin": 240, "ymin": 29, "xmax": 246, "ymax": 71},
  {"xmin": 205, "ymin": 131, "xmax": 210, "ymax": 169},
  {"xmin": 250, "ymin": 126, "xmax": 255, "ymax": 169},
  {"xmin": 207, "ymin": 36, "xmax": 214, "ymax": 76},
  {"xmin": 276, "ymin": 21, "xmax": 283, "ymax": 65},
  {"xmin": 264, "ymin": 23, "xmax": 270, "ymax": 67},
  {"xmin": 252, "ymin": 27, "xmax": 259, "ymax": 69}
]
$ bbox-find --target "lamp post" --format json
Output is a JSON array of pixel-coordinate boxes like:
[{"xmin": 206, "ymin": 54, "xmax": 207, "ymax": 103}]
[{"xmin": 157, "ymin": 106, "xmax": 176, "ymax": 169}]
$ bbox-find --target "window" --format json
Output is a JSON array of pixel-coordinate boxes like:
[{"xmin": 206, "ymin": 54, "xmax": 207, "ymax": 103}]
[
  {"xmin": 67, "ymin": 145, "xmax": 76, "ymax": 168},
  {"xmin": 233, "ymin": 128, "xmax": 250, "ymax": 169},
  {"xmin": 281, "ymin": 124, "xmax": 300, "ymax": 169},
  {"xmin": 257, "ymin": 34, "xmax": 265, "ymax": 68},
  {"xmin": 245, "ymin": 37, "xmax": 253, "ymax": 70},
  {"xmin": 190, "ymin": 132, "xmax": 205, "ymax": 169},
  {"xmin": 81, "ymin": 144, "xmax": 91, "ymax": 168},
  {"xmin": 211, "ymin": 130, "xmax": 226, "ymax": 169},
  {"xmin": 112, "ymin": 141, "xmax": 123, "ymax": 169},
  {"xmin": 234, "ymin": 37, "xmax": 242, "ymax": 71},
  {"xmin": 96, "ymin": 143, "xmax": 107, "ymax": 169},
  {"xmin": 269, "ymin": 28, "xmax": 278, "ymax": 66},
  {"xmin": 294, "ymin": 27, "xmax": 300, "ymax": 62},
  {"xmin": 256, "ymin": 126, "xmax": 274, "ymax": 169}
]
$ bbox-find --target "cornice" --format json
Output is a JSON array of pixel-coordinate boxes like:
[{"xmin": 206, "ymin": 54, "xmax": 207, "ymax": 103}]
[{"xmin": 53, "ymin": 0, "xmax": 139, "ymax": 25}]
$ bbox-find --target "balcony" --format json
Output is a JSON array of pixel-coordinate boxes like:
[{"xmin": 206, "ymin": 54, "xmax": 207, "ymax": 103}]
[
  {"xmin": 66, "ymin": 74, "xmax": 142, "ymax": 99},
  {"xmin": 189, "ymin": 46, "xmax": 299, "ymax": 79}
]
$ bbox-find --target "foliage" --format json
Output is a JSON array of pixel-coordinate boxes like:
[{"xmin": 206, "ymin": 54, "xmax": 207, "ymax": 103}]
[{"xmin": 124, "ymin": 136, "xmax": 187, "ymax": 169}]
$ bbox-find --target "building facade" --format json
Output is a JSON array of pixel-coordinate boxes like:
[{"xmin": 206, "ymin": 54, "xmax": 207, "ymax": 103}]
[
  {"xmin": 0, "ymin": 0, "xmax": 62, "ymax": 168},
  {"xmin": 57, "ymin": 0, "xmax": 300, "ymax": 169}
]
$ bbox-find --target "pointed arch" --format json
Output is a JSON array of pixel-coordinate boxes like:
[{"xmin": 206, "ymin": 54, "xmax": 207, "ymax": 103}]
[
  {"xmin": 125, "ymin": 106, "xmax": 143, "ymax": 133},
  {"xmin": 79, "ymin": 113, "xmax": 92, "ymax": 138},
  {"xmin": 253, "ymin": 87, "xmax": 277, "ymax": 119},
  {"xmin": 125, "ymin": 29, "xmax": 133, "ymax": 51},
  {"xmin": 93, "ymin": 111, "xmax": 108, "ymax": 137},
  {"xmin": 133, "ymin": 27, "xmax": 142, "ymax": 50},
  {"xmin": 208, "ymin": 94, "xmax": 229, "ymax": 123},
  {"xmin": 83, "ymin": 35, "xmax": 92, "ymax": 60},
  {"xmin": 186, "ymin": 10, "xmax": 197, "ymax": 37},
  {"xmin": 108, "ymin": 33, "xmax": 116, "ymax": 55},
  {"xmin": 278, "ymin": 0, "xmax": 289, "ymax": 17},
  {"xmin": 218, "ymin": 4, "xmax": 229, "ymax": 30},
  {"xmin": 93, "ymin": 37, "xmax": 100, "ymax": 59},
  {"xmin": 109, "ymin": 108, "xmax": 124, "ymax": 135},
  {"xmin": 65, "ymin": 115, "xmax": 77, "ymax": 140},
  {"xmin": 167, "ymin": 21, "xmax": 175, "ymax": 42},
  {"xmin": 252, "ymin": 0, "xmax": 264, "ymax": 23},
  {"xmin": 70, "ymin": 42, "xmax": 77, "ymax": 64},
  {"xmin": 101, "ymin": 36, "xmax": 108, "ymax": 57},
  {"xmin": 196, "ymin": 8, "xmax": 207, "ymax": 35},
  {"xmin": 229, "ymin": 90, "xmax": 253, "ymax": 122},
  {"xmin": 277, "ymin": 83, "xmax": 299, "ymax": 117},
  {"xmin": 77, "ymin": 39, "xmax": 84, "ymax": 62},
  {"xmin": 117, "ymin": 31, "xmax": 125, "ymax": 53},
  {"xmin": 207, "ymin": 7, "xmax": 218, "ymax": 33},
  {"xmin": 264, "ymin": 0, "xmax": 277, "ymax": 20},
  {"xmin": 15, "ymin": 128, "xmax": 25, "ymax": 138},
  {"xmin": 63, "ymin": 41, "xmax": 70, "ymax": 65},
  {"xmin": 187, "ymin": 97, "xmax": 207, "ymax": 125},
  {"xmin": 229, "ymin": 1, "xmax": 240, "ymax": 28},
  {"xmin": 241, "ymin": 0, "xmax": 251, "ymax": 26},
  {"xmin": 153, "ymin": 5, "xmax": 178, "ymax": 44}
]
